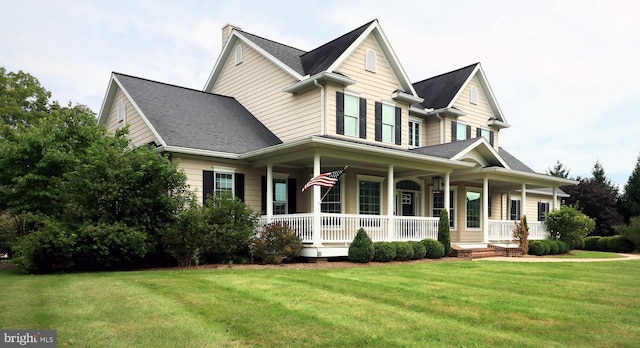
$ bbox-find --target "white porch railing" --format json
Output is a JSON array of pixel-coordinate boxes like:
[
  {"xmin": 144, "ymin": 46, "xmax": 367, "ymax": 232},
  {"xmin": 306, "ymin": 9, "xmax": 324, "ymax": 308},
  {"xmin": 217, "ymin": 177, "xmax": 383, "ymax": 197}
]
[
  {"xmin": 257, "ymin": 214, "xmax": 439, "ymax": 244},
  {"xmin": 487, "ymin": 220, "xmax": 549, "ymax": 241}
]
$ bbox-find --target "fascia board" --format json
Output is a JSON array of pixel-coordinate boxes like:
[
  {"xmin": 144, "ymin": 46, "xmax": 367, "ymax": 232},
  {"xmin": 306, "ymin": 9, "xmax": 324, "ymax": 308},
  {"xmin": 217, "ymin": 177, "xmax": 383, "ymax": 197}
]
[
  {"xmin": 97, "ymin": 74, "xmax": 118, "ymax": 125},
  {"xmin": 157, "ymin": 145, "xmax": 240, "ymax": 159},
  {"xmin": 446, "ymin": 64, "xmax": 480, "ymax": 109},
  {"xmin": 451, "ymin": 138, "xmax": 511, "ymax": 169}
]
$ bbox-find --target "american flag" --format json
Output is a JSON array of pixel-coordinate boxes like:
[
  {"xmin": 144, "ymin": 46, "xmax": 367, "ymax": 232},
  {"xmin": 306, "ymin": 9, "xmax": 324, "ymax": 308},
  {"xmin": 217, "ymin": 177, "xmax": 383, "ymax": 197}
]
[{"xmin": 301, "ymin": 168, "xmax": 346, "ymax": 192}]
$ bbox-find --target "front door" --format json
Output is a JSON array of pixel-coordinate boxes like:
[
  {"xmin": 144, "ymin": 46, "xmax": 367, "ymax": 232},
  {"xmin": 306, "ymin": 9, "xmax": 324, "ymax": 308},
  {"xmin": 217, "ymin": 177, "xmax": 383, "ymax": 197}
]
[{"xmin": 401, "ymin": 191, "xmax": 415, "ymax": 216}]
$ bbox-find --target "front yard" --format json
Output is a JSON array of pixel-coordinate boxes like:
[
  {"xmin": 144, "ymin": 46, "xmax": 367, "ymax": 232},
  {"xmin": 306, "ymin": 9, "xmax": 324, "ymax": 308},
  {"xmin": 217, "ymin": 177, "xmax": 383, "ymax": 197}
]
[{"xmin": 1, "ymin": 260, "xmax": 639, "ymax": 347}]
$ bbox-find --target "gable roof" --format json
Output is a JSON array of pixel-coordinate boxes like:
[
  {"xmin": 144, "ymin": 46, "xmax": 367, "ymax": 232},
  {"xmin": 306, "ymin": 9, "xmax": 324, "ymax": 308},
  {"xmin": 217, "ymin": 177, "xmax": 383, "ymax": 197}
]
[
  {"xmin": 100, "ymin": 73, "xmax": 282, "ymax": 154},
  {"xmin": 498, "ymin": 147, "xmax": 535, "ymax": 173},
  {"xmin": 413, "ymin": 63, "xmax": 478, "ymax": 110},
  {"xmin": 239, "ymin": 31, "xmax": 307, "ymax": 76},
  {"xmin": 411, "ymin": 138, "xmax": 509, "ymax": 168}
]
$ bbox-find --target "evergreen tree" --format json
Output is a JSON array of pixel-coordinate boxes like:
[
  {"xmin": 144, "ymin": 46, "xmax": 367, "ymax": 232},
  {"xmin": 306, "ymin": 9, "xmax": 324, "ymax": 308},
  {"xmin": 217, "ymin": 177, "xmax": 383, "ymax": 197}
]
[
  {"xmin": 620, "ymin": 154, "xmax": 640, "ymax": 222},
  {"xmin": 591, "ymin": 161, "xmax": 618, "ymax": 197},
  {"xmin": 547, "ymin": 160, "xmax": 571, "ymax": 179}
]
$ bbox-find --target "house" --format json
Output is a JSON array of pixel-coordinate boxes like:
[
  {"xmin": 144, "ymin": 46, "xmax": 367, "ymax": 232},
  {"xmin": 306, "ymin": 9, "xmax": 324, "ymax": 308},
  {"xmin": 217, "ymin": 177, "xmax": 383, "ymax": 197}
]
[{"xmin": 97, "ymin": 20, "xmax": 576, "ymax": 258}]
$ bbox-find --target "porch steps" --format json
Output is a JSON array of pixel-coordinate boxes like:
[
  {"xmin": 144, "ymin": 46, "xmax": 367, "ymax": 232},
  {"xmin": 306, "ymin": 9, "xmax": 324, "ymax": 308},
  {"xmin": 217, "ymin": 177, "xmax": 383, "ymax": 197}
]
[{"xmin": 450, "ymin": 244, "xmax": 523, "ymax": 259}]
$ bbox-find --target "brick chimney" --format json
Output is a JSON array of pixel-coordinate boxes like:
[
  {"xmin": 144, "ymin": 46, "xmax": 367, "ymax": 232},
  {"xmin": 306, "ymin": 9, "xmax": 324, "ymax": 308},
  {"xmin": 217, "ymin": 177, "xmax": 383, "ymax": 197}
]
[{"xmin": 222, "ymin": 23, "xmax": 241, "ymax": 47}]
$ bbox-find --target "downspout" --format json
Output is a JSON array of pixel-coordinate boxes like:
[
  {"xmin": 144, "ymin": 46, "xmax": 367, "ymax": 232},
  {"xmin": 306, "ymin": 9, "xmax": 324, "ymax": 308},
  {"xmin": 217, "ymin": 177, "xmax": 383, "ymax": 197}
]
[
  {"xmin": 436, "ymin": 113, "xmax": 444, "ymax": 144},
  {"xmin": 314, "ymin": 80, "xmax": 325, "ymax": 135}
]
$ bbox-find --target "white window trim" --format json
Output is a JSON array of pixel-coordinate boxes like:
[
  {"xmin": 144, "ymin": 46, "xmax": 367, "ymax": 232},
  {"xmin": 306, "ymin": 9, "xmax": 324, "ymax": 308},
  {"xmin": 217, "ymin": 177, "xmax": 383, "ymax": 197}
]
[
  {"xmin": 321, "ymin": 177, "xmax": 345, "ymax": 213},
  {"xmin": 357, "ymin": 175, "xmax": 384, "ymax": 215},
  {"xmin": 365, "ymin": 49, "xmax": 377, "ymax": 72},
  {"xmin": 465, "ymin": 188, "xmax": 483, "ymax": 230},
  {"xmin": 235, "ymin": 44, "xmax": 243, "ymax": 65},
  {"xmin": 213, "ymin": 166, "xmax": 236, "ymax": 197},
  {"xmin": 273, "ymin": 172, "xmax": 289, "ymax": 214},
  {"xmin": 470, "ymin": 86, "xmax": 478, "ymax": 105},
  {"xmin": 430, "ymin": 186, "xmax": 457, "ymax": 231},
  {"xmin": 538, "ymin": 201, "xmax": 550, "ymax": 221},
  {"xmin": 408, "ymin": 116, "xmax": 423, "ymax": 148},
  {"xmin": 509, "ymin": 198, "xmax": 521, "ymax": 221},
  {"xmin": 117, "ymin": 99, "xmax": 125, "ymax": 123},
  {"xmin": 456, "ymin": 121, "xmax": 468, "ymax": 141},
  {"xmin": 344, "ymin": 92, "xmax": 361, "ymax": 138},
  {"xmin": 381, "ymin": 101, "xmax": 396, "ymax": 144}
]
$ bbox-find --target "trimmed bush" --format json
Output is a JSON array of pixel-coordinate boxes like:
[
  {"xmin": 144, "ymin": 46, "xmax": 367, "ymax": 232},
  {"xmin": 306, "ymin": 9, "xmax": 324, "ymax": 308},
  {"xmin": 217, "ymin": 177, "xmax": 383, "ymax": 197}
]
[
  {"xmin": 437, "ymin": 209, "xmax": 451, "ymax": 256},
  {"xmin": 393, "ymin": 242, "xmax": 414, "ymax": 261},
  {"xmin": 410, "ymin": 241, "xmax": 426, "ymax": 260},
  {"xmin": 421, "ymin": 239, "xmax": 445, "ymax": 259},
  {"xmin": 583, "ymin": 236, "xmax": 601, "ymax": 251},
  {"xmin": 606, "ymin": 235, "xmax": 635, "ymax": 253},
  {"xmin": 250, "ymin": 222, "xmax": 303, "ymax": 265},
  {"xmin": 596, "ymin": 236, "xmax": 610, "ymax": 251},
  {"xmin": 528, "ymin": 240, "xmax": 545, "ymax": 256},
  {"xmin": 539, "ymin": 240, "xmax": 551, "ymax": 255},
  {"xmin": 348, "ymin": 228, "xmax": 374, "ymax": 263},
  {"xmin": 544, "ymin": 206, "xmax": 594, "ymax": 249},
  {"xmin": 373, "ymin": 242, "xmax": 395, "ymax": 262},
  {"xmin": 557, "ymin": 241, "xmax": 570, "ymax": 254},
  {"xmin": 547, "ymin": 240, "xmax": 560, "ymax": 255}
]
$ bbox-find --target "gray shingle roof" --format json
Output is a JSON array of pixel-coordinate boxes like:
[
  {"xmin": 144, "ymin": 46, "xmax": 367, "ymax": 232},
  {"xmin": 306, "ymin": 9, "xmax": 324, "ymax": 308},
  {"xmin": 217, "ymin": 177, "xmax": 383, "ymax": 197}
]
[
  {"xmin": 114, "ymin": 73, "xmax": 282, "ymax": 153},
  {"xmin": 498, "ymin": 147, "xmax": 535, "ymax": 173},
  {"xmin": 409, "ymin": 138, "xmax": 480, "ymax": 158},
  {"xmin": 412, "ymin": 63, "xmax": 478, "ymax": 109},
  {"xmin": 239, "ymin": 31, "xmax": 307, "ymax": 75}
]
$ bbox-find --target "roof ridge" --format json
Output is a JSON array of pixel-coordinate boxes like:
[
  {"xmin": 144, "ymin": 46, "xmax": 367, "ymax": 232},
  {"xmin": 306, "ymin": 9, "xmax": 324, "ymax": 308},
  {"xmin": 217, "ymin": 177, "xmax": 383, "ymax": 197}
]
[
  {"xmin": 113, "ymin": 72, "xmax": 235, "ymax": 99},
  {"xmin": 412, "ymin": 62, "xmax": 479, "ymax": 85},
  {"xmin": 300, "ymin": 19, "xmax": 376, "ymax": 59},
  {"xmin": 236, "ymin": 30, "xmax": 307, "ymax": 54}
]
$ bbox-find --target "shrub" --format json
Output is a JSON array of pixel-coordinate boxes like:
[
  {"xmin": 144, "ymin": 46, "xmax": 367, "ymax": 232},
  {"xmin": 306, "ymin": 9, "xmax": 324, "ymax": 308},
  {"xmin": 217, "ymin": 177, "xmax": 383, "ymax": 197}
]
[
  {"xmin": 583, "ymin": 236, "xmax": 601, "ymax": 251},
  {"xmin": 205, "ymin": 193, "xmax": 258, "ymax": 261},
  {"xmin": 348, "ymin": 228, "xmax": 374, "ymax": 263},
  {"xmin": 596, "ymin": 236, "xmax": 611, "ymax": 251},
  {"xmin": 606, "ymin": 235, "xmax": 635, "ymax": 253},
  {"xmin": 393, "ymin": 242, "xmax": 414, "ymax": 261},
  {"xmin": 617, "ymin": 216, "xmax": 640, "ymax": 248},
  {"xmin": 546, "ymin": 240, "xmax": 560, "ymax": 255},
  {"xmin": 421, "ymin": 239, "xmax": 445, "ymax": 259},
  {"xmin": 437, "ymin": 209, "xmax": 451, "ymax": 256},
  {"xmin": 161, "ymin": 201, "xmax": 209, "ymax": 267},
  {"xmin": 513, "ymin": 216, "xmax": 530, "ymax": 254},
  {"xmin": 557, "ymin": 241, "xmax": 570, "ymax": 254},
  {"xmin": 538, "ymin": 240, "xmax": 551, "ymax": 255},
  {"xmin": 544, "ymin": 206, "xmax": 595, "ymax": 249},
  {"xmin": 373, "ymin": 242, "xmax": 395, "ymax": 262},
  {"xmin": 410, "ymin": 241, "xmax": 426, "ymax": 260},
  {"xmin": 251, "ymin": 222, "xmax": 303, "ymax": 264},
  {"xmin": 528, "ymin": 240, "xmax": 545, "ymax": 256},
  {"xmin": 0, "ymin": 213, "xmax": 17, "ymax": 258}
]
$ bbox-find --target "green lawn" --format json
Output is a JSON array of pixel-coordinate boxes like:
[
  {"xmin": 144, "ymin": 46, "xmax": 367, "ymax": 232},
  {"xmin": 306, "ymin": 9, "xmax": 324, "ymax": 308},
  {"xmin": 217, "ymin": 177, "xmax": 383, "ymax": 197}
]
[
  {"xmin": 2, "ymin": 260, "xmax": 639, "ymax": 347},
  {"xmin": 551, "ymin": 250, "xmax": 627, "ymax": 259}
]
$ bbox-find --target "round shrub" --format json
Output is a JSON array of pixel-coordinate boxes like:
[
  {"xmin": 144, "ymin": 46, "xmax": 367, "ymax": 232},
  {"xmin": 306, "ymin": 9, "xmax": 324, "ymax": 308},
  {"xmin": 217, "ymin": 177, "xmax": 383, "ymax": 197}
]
[
  {"xmin": 410, "ymin": 241, "xmax": 426, "ymax": 260},
  {"xmin": 557, "ymin": 241, "xmax": 570, "ymax": 254},
  {"xmin": 546, "ymin": 240, "xmax": 560, "ymax": 255},
  {"xmin": 538, "ymin": 240, "xmax": 551, "ymax": 255},
  {"xmin": 583, "ymin": 236, "xmax": 601, "ymax": 251},
  {"xmin": 250, "ymin": 222, "xmax": 302, "ymax": 265},
  {"xmin": 421, "ymin": 239, "xmax": 445, "ymax": 259},
  {"xmin": 373, "ymin": 242, "xmax": 395, "ymax": 262},
  {"xmin": 596, "ymin": 236, "xmax": 611, "ymax": 251},
  {"xmin": 348, "ymin": 228, "xmax": 374, "ymax": 263},
  {"xmin": 528, "ymin": 240, "xmax": 545, "ymax": 256},
  {"xmin": 393, "ymin": 242, "xmax": 414, "ymax": 261},
  {"xmin": 606, "ymin": 235, "xmax": 635, "ymax": 252}
]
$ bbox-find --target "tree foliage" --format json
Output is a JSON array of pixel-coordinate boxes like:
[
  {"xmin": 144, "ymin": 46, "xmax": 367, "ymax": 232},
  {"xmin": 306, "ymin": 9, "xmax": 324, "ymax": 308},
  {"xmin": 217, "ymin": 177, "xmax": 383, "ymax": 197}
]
[
  {"xmin": 512, "ymin": 215, "xmax": 529, "ymax": 254},
  {"xmin": 563, "ymin": 177, "xmax": 622, "ymax": 236},
  {"xmin": 544, "ymin": 205, "xmax": 595, "ymax": 249},
  {"xmin": 547, "ymin": 160, "xmax": 571, "ymax": 179},
  {"xmin": 620, "ymin": 154, "xmax": 640, "ymax": 222},
  {"xmin": 591, "ymin": 161, "xmax": 619, "ymax": 197},
  {"xmin": 0, "ymin": 67, "xmax": 52, "ymax": 129},
  {"xmin": 437, "ymin": 208, "xmax": 451, "ymax": 256}
]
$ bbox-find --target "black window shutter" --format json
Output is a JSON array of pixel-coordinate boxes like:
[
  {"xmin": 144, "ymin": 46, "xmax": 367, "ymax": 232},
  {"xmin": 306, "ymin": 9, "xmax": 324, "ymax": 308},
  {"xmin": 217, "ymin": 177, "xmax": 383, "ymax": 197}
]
[
  {"xmin": 476, "ymin": 127, "xmax": 481, "ymax": 138},
  {"xmin": 466, "ymin": 125, "xmax": 472, "ymax": 140},
  {"xmin": 203, "ymin": 170, "xmax": 214, "ymax": 205},
  {"xmin": 359, "ymin": 98, "xmax": 367, "ymax": 139},
  {"xmin": 489, "ymin": 131, "xmax": 495, "ymax": 146},
  {"xmin": 537, "ymin": 202, "xmax": 542, "ymax": 221},
  {"xmin": 234, "ymin": 173, "xmax": 245, "ymax": 202},
  {"xmin": 451, "ymin": 121, "xmax": 457, "ymax": 141},
  {"xmin": 394, "ymin": 107, "xmax": 401, "ymax": 145},
  {"xmin": 488, "ymin": 195, "xmax": 492, "ymax": 217},
  {"xmin": 375, "ymin": 102, "xmax": 382, "ymax": 142},
  {"xmin": 336, "ymin": 91, "xmax": 344, "ymax": 135},
  {"xmin": 261, "ymin": 175, "xmax": 266, "ymax": 214},
  {"xmin": 287, "ymin": 178, "xmax": 297, "ymax": 213}
]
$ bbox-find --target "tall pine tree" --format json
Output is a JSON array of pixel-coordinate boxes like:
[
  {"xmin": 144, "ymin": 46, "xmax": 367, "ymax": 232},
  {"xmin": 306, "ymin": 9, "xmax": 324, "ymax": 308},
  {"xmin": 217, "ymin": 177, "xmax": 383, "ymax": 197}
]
[
  {"xmin": 620, "ymin": 154, "xmax": 640, "ymax": 222},
  {"xmin": 547, "ymin": 160, "xmax": 571, "ymax": 179}
]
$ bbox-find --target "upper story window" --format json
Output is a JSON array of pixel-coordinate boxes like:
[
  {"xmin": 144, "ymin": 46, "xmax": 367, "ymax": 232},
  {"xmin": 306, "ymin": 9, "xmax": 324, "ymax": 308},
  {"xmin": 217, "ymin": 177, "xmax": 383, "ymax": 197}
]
[
  {"xmin": 381, "ymin": 103, "xmax": 395, "ymax": 143},
  {"xmin": 117, "ymin": 99, "xmax": 125, "ymax": 123},
  {"xmin": 477, "ymin": 127, "xmax": 495, "ymax": 146},
  {"xmin": 451, "ymin": 121, "xmax": 470, "ymax": 141},
  {"xmin": 470, "ymin": 86, "xmax": 478, "ymax": 104},
  {"xmin": 375, "ymin": 102, "xmax": 401, "ymax": 145},
  {"xmin": 336, "ymin": 91, "xmax": 366, "ymax": 139},
  {"xmin": 235, "ymin": 44, "xmax": 243, "ymax": 65},
  {"xmin": 365, "ymin": 49, "xmax": 377, "ymax": 72},
  {"xmin": 408, "ymin": 117, "xmax": 422, "ymax": 148}
]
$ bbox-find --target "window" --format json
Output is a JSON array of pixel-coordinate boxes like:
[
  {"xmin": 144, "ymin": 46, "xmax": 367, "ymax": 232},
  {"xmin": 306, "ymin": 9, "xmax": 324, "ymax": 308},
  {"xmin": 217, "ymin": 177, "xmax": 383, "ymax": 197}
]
[
  {"xmin": 215, "ymin": 172, "xmax": 234, "ymax": 196},
  {"xmin": 321, "ymin": 179, "xmax": 342, "ymax": 213},
  {"xmin": 344, "ymin": 94, "xmax": 360, "ymax": 137},
  {"xmin": 470, "ymin": 86, "xmax": 478, "ymax": 104},
  {"xmin": 409, "ymin": 117, "xmax": 422, "ymax": 148},
  {"xmin": 510, "ymin": 199, "xmax": 521, "ymax": 221},
  {"xmin": 538, "ymin": 202, "xmax": 550, "ymax": 221},
  {"xmin": 432, "ymin": 189, "xmax": 456, "ymax": 229},
  {"xmin": 117, "ymin": 99, "xmax": 125, "ymax": 122},
  {"xmin": 235, "ymin": 44, "xmax": 243, "ymax": 65},
  {"xmin": 452, "ymin": 121, "xmax": 470, "ymax": 141},
  {"xmin": 358, "ymin": 178, "xmax": 382, "ymax": 215},
  {"xmin": 273, "ymin": 178, "xmax": 287, "ymax": 215},
  {"xmin": 365, "ymin": 49, "xmax": 377, "ymax": 72},
  {"xmin": 477, "ymin": 128, "xmax": 494, "ymax": 146},
  {"xmin": 382, "ymin": 103, "xmax": 395, "ymax": 143},
  {"xmin": 466, "ymin": 190, "xmax": 481, "ymax": 229}
]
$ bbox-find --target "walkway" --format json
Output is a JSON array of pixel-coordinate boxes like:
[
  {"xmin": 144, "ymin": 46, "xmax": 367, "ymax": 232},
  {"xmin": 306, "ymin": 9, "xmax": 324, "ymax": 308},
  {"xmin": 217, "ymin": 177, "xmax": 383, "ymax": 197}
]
[{"xmin": 475, "ymin": 253, "xmax": 640, "ymax": 262}]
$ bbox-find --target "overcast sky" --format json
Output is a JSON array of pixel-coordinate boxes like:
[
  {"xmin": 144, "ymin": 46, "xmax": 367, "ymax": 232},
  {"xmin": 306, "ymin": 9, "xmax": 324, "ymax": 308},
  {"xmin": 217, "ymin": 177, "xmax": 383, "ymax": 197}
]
[{"xmin": 2, "ymin": 0, "xmax": 639, "ymax": 189}]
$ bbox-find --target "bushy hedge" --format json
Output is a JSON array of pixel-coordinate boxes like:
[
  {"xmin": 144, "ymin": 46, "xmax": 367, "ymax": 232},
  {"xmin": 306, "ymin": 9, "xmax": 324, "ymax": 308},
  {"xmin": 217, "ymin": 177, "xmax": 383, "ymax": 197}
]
[
  {"xmin": 606, "ymin": 235, "xmax": 635, "ymax": 252},
  {"xmin": 410, "ymin": 241, "xmax": 427, "ymax": 260},
  {"xmin": 596, "ymin": 237, "xmax": 609, "ymax": 251},
  {"xmin": 373, "ymin": 242, "xmax": 396, "ymax": 262},
  {"xmin": 528, "ymin": 240, "xmax": 545, "ymax": 256},
  {"xmin": 557, "ymin": 241, "xmax": 570, "ymax": 254},
  {"xmin": 421, "ymin": 239, "xmax": 445, "ymax": 259},
  {"xmin": 251, "ymin": 222, "xmax": 302, "ymax": 264},
  {"xmin": 393, "ymin": 242, "xmax": 414, "ymax": 261},
  {"xmin": 348, "ymin": 228, "xmax": 374, "ymax": 263},
  {"xmin": 583, "ymin": 236, "xmax": 601, "ymax": 250},
  {"xmin": 547, "ymin": 240, "xmax": 560, "ymax": 255}
]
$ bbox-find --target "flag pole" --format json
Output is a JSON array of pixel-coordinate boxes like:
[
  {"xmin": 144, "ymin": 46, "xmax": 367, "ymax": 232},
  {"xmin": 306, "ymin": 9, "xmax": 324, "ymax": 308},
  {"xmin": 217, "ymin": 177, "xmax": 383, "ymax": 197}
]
[{"xmin": 319, "ymin": 166, "xmax": 347, "ymax": 202}]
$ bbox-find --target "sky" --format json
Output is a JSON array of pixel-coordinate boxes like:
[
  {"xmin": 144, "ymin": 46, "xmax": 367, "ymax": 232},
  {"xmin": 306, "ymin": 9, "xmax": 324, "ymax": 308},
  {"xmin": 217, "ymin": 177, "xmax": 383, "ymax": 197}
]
[{"xmin": 2, "ymin": 0, "xmax": 639, "ymax": 190}]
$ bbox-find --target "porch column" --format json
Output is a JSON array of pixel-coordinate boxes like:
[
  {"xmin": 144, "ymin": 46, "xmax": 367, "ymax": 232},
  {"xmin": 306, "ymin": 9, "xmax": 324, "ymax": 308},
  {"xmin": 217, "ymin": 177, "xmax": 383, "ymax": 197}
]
[
  {"xmin": 444, "ymin": 172, "xmax": 451, "ymax": 215},
  {"xmin": 552, "ymin": 187, "xmax": 558, "ymax": 211},
  {"xmin": 482, "ymin": 176, "xmax": 489, "ymax": 243},
  {"xmin": 266, "ymin": 164, "xmax": 273, "ymax": 222},
  {"xmin": 387, "ymin": 164, "xmax": 395, "ymax": 241},
  {"xmin": 312, "ymin": 154, "xmax": 322, "ymax": 246},
  {"xmin": 521, "ymin": 183, "xmax": 527, "ymax": 219}
]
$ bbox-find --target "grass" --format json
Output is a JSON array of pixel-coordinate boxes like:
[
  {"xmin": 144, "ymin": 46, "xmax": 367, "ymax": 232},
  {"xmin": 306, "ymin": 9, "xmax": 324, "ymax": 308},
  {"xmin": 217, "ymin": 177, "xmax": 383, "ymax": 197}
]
[
  {"xmin": 551, "ymin": 250, "xmax": 627, "ymax": 259},
  {"xmin": 1, "ymin": 260, "xmax": 640, "ymax": 347}
]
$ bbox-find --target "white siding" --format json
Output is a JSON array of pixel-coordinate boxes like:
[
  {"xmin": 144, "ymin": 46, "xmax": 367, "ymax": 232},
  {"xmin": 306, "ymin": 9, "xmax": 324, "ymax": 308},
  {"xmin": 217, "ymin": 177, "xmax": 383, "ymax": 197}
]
[{"xmin": 451, "ymin": 76, "xmax": 500, "ymax": 148}]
